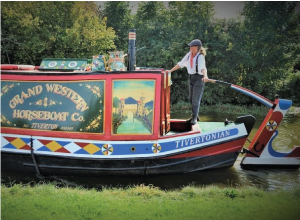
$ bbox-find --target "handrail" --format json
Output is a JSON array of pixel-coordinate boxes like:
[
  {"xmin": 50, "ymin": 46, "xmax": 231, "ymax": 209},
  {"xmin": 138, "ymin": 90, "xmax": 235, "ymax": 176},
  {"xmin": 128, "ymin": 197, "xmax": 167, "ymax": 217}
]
[{"xmin": 207, "ymin": 79, "xmax": 274, "ymax": 108}]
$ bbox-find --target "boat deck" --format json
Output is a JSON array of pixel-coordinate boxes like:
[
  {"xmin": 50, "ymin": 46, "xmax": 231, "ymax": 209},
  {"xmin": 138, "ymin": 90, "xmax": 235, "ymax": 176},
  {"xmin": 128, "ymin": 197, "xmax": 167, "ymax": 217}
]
[{"xmin": 166, "ymin": 122, "xmax": 234, "ymax": 136}]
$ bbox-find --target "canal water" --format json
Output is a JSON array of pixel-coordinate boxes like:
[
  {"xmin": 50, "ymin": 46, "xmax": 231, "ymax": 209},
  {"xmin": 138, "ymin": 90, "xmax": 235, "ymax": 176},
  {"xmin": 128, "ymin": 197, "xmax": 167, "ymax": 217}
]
[{"xmin": 1, "ymin": 112, "xmax": 299, "ymax": 191}]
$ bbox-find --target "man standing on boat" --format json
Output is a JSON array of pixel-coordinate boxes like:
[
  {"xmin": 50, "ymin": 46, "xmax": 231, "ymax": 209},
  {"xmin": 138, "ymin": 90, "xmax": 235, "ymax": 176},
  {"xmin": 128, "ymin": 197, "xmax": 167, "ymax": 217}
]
[{"xmin": 166, "ymin": 39, "xmax": 209, "ymax": 125}]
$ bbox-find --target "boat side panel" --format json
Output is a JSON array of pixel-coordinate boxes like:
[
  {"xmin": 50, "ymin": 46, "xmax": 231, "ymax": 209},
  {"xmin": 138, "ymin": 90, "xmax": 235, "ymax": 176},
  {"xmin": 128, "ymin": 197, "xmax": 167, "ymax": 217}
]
[
  {"xmin": 1, "ymin": 73, "xmax": 161, "ymax": 141},
  {"xmin": 164, "ymin": 138, "xmax": 246, "ymax": 159},
  {"xmin": 245, "ymin": 99, "xmax": 292, "ymax": 158},
  {"xmin": 1, "ymin": 124, "xmax": 248, "ymax": 159},
  {"xmin": 1, "ymin": 124, "xmax": 247, "ymax": 175},
  {"xmin": 1, "ymin": 150, "xmax": 241, "ymax": 176}
]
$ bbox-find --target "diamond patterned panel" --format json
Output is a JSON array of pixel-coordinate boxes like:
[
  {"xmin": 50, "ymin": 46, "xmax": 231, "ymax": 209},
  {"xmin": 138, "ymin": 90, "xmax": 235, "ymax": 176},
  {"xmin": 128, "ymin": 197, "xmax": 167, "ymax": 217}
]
[{"xmin": 83, "ymin": 143, "xmax": 101, "ymax": 154}]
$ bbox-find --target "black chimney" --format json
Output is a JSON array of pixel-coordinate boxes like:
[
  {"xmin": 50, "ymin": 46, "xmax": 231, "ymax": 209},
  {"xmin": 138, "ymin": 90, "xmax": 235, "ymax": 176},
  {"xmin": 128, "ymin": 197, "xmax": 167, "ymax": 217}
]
[{"xmin": 127, "ymin": 29, "xmax": 136, "ymax": 71}]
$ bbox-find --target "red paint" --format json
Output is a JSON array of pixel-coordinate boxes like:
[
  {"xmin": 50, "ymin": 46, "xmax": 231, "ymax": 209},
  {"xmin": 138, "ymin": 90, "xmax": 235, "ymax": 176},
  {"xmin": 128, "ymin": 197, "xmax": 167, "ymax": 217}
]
[
  {"xmin": 38, "ymin": 140, "xmax": 52, "ymax": 145},
  {"xmin": 232, "ymin": 85, "xmax": 273, "ymax": 105},
  {"xmin": 20, "ymin": 145, "xmax": 31, "ymax": 150},
  {"xmin": 247, "ymin": 100, "xmax": 283, "ymax": 157},
  {"xmin": 3, "ymin": 136, "xmax": 17, "ymax": 142},
  {"xmin": 75, "ymin": 142, "xmax": 90, "ymax": 148},
  {"xmin": 286, "ymin": 147, "xmax": 300, "ymax": 158},
  {"xmin": 1, "ymin": 65, "xmax": 18, "ymax": 70},
  {"xmin": 1, "ymin": 72, "xmax": 162, "ymax": 141},
  {"xmin": 1, "ymin": 65, "xmax": 35, "ymax": 70},
  {"xmin": 56, "ymin": 148, "xmax": 70, "ymax": 153}
]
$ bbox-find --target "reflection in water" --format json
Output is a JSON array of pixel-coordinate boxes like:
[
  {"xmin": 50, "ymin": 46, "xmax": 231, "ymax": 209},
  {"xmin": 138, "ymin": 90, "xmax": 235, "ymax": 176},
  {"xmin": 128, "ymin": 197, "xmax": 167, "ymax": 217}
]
[{"xmin": 1, "ymin": 112, "xmax": 299, "ymax": 190}]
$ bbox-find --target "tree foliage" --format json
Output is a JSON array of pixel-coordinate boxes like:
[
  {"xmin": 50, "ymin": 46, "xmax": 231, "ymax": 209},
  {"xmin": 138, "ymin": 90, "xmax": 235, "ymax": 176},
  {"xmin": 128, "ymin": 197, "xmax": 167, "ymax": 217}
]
[
  {"xmin": 1, "ymin": 2, "xmax": 116, "ymax": 65},
  {"xmin": 132, "ymin": 1, "xmax": 300, "ymax": 105},
  {"xmin": 134, "ymin": 1, "xmax": 170, "ymax": 68},
  {"xmin": 103, "ymin": 1, "xmax": 133, "ymax": 52},
  {"xmin": 238, "ymin": 2, "xmax": 300, "ymax": 101},
  {"xmin": 1, "ymin": 2, "xmax": 299, "ymax": 105}
]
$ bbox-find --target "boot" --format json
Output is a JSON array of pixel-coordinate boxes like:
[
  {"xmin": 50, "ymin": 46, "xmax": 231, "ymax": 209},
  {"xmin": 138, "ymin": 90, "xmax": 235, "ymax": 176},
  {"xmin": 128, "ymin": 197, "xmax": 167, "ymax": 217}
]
[
  {"xmin": 187, "ymin": 115, "xmax": 200, "ymax": 123},
  {"xmin": 190, "ymin": 115, "xmax": 198, "ymax": 125}
]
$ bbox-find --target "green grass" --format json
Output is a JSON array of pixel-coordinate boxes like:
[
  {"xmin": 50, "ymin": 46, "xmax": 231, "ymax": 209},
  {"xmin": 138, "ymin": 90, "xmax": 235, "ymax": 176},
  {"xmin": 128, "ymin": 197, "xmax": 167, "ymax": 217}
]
[
  {"xmin": 2, "ymin": 183, "xmax": 300, "ymax": 220},
  {"xmin": 171, "ymin": 102, "xmax": 270, "ymax": 117}
]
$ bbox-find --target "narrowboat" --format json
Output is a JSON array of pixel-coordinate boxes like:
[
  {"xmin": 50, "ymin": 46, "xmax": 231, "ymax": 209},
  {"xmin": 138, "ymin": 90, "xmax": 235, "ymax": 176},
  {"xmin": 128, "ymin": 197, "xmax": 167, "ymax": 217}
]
[{"xmin": 1, "ymin": 30, "xmax": 299, "ymax": 177}]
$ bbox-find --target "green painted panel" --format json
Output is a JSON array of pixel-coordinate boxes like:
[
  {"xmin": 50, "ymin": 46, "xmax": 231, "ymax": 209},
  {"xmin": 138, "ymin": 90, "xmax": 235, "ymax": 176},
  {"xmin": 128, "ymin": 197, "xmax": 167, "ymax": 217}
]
[
  {"xmin": 1, "ymin": 80, "xmax": 104, "ymax": 133},
  {"xmin": 199, "ymin": 122, "xmax": 234, "ymax": 133},
  {"xmin": 40, "ymin": 58, "xmax": 89, "ymax": 71}
]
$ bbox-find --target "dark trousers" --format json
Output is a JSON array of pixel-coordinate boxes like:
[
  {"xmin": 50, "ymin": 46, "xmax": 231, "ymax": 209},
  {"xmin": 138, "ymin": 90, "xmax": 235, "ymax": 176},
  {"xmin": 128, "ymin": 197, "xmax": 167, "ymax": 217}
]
[{"xmin": 189, "ymin": 74, "xmax": 205, "ymax": 117}]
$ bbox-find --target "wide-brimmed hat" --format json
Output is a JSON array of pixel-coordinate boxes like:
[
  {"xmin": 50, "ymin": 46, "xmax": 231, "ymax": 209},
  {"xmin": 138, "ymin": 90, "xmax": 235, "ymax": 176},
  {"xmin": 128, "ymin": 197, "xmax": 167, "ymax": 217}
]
[{"xmin": 188, "ymin": 39, "xmax": 202, "ymax": 47}]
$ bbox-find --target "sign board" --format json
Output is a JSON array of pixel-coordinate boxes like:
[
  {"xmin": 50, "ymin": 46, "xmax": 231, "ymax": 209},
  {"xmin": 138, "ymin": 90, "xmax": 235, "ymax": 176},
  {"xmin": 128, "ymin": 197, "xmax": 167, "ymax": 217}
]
[{"xmin": 1, "ymin": 80, "xmax": 105, "ymax": 134}]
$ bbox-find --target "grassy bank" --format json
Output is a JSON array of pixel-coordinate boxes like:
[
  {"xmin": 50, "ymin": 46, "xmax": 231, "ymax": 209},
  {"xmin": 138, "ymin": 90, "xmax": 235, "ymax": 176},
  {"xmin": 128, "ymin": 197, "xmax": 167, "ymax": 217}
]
[
  {"xmin": 2, "ymin": 183, "xmax": 300, "ymax": 220},
  {"xmin": 171, "ymin": 102, "xmax": 300, "ymax": 117}
]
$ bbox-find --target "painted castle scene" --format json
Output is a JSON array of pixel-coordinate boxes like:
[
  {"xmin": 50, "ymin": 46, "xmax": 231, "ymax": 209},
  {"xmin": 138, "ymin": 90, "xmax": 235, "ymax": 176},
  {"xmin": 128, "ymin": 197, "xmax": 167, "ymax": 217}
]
[{"xmin": 112, "ymin": 80, "xmax": 155, "ymax": 134}]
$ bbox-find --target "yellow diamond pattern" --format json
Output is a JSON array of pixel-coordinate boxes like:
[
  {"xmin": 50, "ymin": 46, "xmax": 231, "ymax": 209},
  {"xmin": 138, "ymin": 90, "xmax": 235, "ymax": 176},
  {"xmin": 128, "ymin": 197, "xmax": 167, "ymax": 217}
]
[
  {"xmin": 84, "ymin": 144, "xmax": 100, "ymax": 154},
  {"xmin": 11, "ymin": 138, "xmax": 27, "ymax": 149},
  {"xmin": 46, "ymin": 141, "xmax": 63, "ymax": 152}
]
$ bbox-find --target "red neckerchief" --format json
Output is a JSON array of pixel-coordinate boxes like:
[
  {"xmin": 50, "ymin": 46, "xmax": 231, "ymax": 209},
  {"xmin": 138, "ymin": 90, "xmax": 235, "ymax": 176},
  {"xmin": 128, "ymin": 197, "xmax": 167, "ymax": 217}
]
[{"xmin": 190, "ymin": 52, "xmax": 197, "ymax": 68}]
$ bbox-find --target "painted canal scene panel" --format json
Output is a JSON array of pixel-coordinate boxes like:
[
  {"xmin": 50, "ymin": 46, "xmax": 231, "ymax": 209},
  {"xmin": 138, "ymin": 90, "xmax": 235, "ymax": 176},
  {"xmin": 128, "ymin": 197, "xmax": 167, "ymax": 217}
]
[
  {"xmin": 112, "ymin": 79, "xmax": 155, "ymax": 135},
  {"xmin": 1, "ymin": 80, "xmax": 105, "ymax": 134}
]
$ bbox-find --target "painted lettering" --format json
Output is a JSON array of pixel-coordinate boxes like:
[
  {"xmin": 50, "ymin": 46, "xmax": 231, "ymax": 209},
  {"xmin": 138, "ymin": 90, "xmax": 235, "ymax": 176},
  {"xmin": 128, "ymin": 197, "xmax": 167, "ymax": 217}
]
[
  {"xmin": 9, "ymin": 85, "xmax": 43, "ymax": 109},
  {"xmin": 211, "ymin": 133, "xmax": 216, "ymax": 140},
  {"xmin": 205, "ymin": 135, "xmax": 211, "ymax": 141},
  {"xmin": 174, "ymin": 130, "xmax": 232, "ymax": 148},
  {"xmin": 200, "ymin": 135, "xmax": 205, "ymax": 143},
  {"xmin": 175, "ymin": 140, "xmax": 180, "ymax": 148},
  {"xmin": 13, "ymin": 109, "xmax": 69, "ymax": 121},
  {"xmin": 31, "ymin": 123, "xmax": 58, "ymax": 130},
  {"xmin": 184, "ymin": 139, "xmax": 190, "ymax": 146},
  {"xmin": 71, "ymin": 113, "xmax": 84, "ymax": 122},
  {"xmin": 190, "ymin": 138, "xmax": 195, "ymax": 145}
]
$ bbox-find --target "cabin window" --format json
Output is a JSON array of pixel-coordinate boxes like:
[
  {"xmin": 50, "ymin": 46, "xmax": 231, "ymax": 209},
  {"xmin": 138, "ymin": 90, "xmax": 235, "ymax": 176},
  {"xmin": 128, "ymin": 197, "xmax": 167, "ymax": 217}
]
[{"xmin": 112, "ymin": 79, "xmax": 155, "ymax": 135}]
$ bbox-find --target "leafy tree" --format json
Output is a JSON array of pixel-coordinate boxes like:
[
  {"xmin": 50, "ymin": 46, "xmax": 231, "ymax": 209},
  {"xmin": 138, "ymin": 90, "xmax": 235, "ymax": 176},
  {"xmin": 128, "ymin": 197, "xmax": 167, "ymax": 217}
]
[
  {"xmin": 166, "ymin": 2, "xmax": 216, "ymax": 104},
  {"xmin": 103, "ymin": 1, "xmax": 133, "ymax": 51},
  {"xmin": 1, "ymin": 2, "xmax": 17, "ymax": 64},
  {"xmin": 1, "ymin": 2, "xmax": 116, "ymax": 65},
  {"xmin": 279, "ymin": 72, "xmax": 300, "ymax": 105},
  {"xmin": 2, "ymin": 1, "xmax": 299, "ymax": 106},
  {"xmin": 134, "ymin": 1, "xmax": 170, "ymax": 68},
  {"xmin": 239, "ymin": 2, "xmax": 300, "ymax": 101},
  {"xmin": 65, "ymin": 2, "xmax": 116, "ymax": 58},
  {"xmin": 201, "ymin": 18, "xmax": 252, "ymax": 105},
  {"xmin": 113, "ymin": 97, "xmax": 120, "ymax": 108}
]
